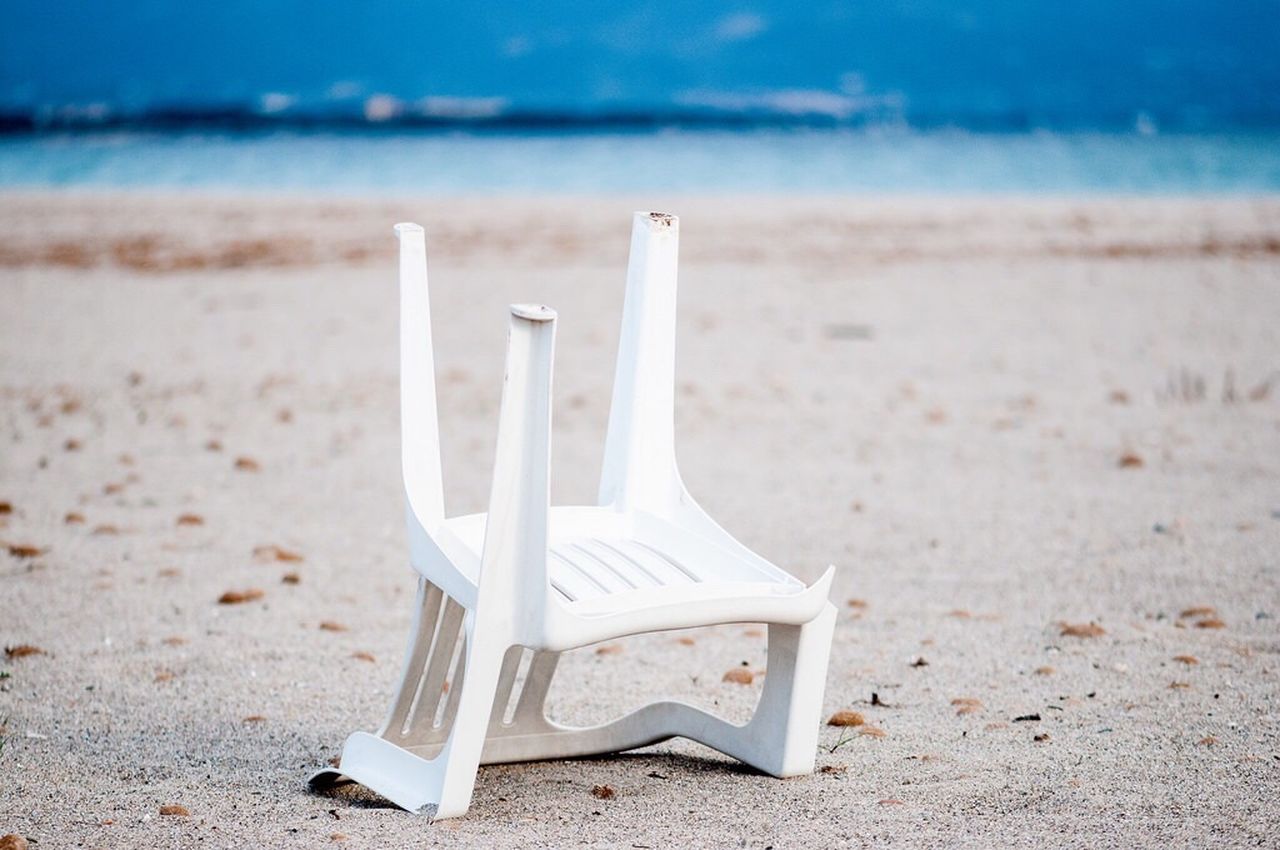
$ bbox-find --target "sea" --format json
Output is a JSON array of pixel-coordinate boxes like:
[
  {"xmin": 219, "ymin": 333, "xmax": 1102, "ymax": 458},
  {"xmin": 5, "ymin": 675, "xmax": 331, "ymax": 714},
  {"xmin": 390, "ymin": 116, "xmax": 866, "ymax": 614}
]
[{"xmin": 2, "ymin": 128, "xmax": 1279, "ymax": 194}]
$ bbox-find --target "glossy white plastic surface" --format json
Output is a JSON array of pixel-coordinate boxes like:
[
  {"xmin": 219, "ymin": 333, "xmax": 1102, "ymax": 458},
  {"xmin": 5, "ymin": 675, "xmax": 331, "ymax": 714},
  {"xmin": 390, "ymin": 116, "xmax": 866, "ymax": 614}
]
[{"xmin": 309, "ymin": 212, "xmax": 837, "ymax": 819}]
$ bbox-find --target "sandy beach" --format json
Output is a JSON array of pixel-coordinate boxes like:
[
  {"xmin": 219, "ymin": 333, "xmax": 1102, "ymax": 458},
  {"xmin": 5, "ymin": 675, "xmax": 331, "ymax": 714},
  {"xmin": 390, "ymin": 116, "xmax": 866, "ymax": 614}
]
[{"xmin": 1, "ymin": 192, "xmax": 1278, "ymax": 848}]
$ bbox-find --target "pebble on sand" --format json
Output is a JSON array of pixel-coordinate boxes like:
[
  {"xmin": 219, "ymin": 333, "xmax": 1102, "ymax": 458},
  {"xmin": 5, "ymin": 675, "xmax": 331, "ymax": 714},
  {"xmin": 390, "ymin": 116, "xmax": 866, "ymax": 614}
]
[
  {"xmin": 218, "ymin": 588, "xmax": 265, "ymax": 604},
  {"xmin": 1060, "ymin": 622, "xmax": 1106, "ymax": 638},
  {"xmin": 253, "ymin": 544, "xmax": 303, "ymax": 563}
]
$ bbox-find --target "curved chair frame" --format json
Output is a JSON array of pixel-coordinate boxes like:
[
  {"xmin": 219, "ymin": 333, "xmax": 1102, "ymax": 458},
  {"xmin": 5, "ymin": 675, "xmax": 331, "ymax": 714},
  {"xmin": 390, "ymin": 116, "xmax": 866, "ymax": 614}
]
[{"xmin": 310, "ymin": 212, "xmax": 837, "ymax": 819}]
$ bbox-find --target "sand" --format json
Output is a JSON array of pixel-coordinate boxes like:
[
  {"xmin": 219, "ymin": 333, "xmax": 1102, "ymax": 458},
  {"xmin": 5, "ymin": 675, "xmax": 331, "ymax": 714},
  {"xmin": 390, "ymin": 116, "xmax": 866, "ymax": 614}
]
[{"xmin": 1, "ymin": 192, "xmax": 1278, "ymax": 848}]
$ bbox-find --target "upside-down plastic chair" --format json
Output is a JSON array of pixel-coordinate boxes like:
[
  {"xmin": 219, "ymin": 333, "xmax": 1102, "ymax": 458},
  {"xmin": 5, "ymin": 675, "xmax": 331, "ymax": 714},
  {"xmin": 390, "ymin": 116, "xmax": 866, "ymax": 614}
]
[{"xmin": 309, "ymin": 212, "xmax": 837, "ymax": 819}]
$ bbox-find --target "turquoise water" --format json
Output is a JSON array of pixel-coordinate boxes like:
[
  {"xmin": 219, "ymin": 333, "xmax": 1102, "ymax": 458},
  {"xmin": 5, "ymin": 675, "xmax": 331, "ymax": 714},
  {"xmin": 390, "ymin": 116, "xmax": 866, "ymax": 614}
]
[{"xmin": 2, "ymin": 129, "xmax": 1279, "ymax": 193}]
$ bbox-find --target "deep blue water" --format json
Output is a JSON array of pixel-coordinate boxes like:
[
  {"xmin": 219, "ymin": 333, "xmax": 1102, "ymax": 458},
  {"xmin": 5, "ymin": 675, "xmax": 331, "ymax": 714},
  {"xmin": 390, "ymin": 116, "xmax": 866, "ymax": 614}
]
[
  {"xmin": 2, "ymin": 129, "xmax": 1279, "ymax": 194},
  {"xmin": 3, "ymin": 3, "xmax": 1277, "ymax": 132}
]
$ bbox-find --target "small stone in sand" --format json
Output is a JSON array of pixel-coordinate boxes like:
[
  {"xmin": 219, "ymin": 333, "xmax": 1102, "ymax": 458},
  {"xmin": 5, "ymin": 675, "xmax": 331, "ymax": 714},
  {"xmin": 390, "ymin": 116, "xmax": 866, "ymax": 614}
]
[
  {"xmin": 351, "ymin": 651, "xmax": 376, "ymax": 663},
  {"xmin": 253, "ymin": 544, "xmax": 303, "ymax": 563},
  {"xmin": 218, "ymin": 588, "xmax": 264, "ymax": 604},
  {"xmin": 1034, "ymin": 733, "xmax": 1051, "ymax": 743},
  {"xmin": 591, "ymin": 784, "xmax": 616, "ymax": 800},
  {"xmin": 319, "ymin": 621, "xmax": 348, "ymax": 632},
  {"xmin": 281, "ymin": 572, "xmax": 301, "ymax": 585},
  {"xmin": 827, "ymin": 710, "xmax": 865, "ymax": 727},
  {"xmin": 158, "ymin": 804, "xmax": 190, "ymax": 817},
  {"xmin": 1173, "ymin": 654, "xmax": 1199, "ymax": 665},
  {"xmin": 4, "ymin": 645, "xmax": 45, "ymax": 659},
  {"xmin": 6, "ymin": 544, "xmax": 45, "ymax": 558},
  {"xmin": 0, "ymin": 502, "xmax": 12, "ymax": 515},
  {"xmin": 242, "ymin": 715, "xmax": 266, "ymax": 723},
  {"xmin": 234, "ymin": 456, "xmax": 261, "ymax": 471},
  {"xmin": 1195, "ymin": 618, "xmax": 1226, "ymax": 629},
  {"xmin": 64, "ymin": 512, "xmax": 85, "ymax": 524},
  {"xmin": 1198, "ymin": 736, "xmax": 1218, "ymax": 746},
  {"xmin": 1034, "ymin": 666, "xmax": 1056, "ymax": 675},
  {"xmin": 675, "ymin": 636, "xmax": 696, "ymax": 646},
  {"xmin": 176, "ymin": 513, "xmax": 204, "ymax": 527},
  {"xmin": 723, "ymin": 667, "xmax": 754, "ymax": 685},
  {"xmin": 1179, "ymin": 606, "xmax": 1216, "ymax": 619},
  {"xmin": 859, "ymin": 726, "xmax": 887, "ymax": 738},
  {"xmin": 1060, "ymin": 622, "xmax": 1105, "ymax": 638},
  {"xmin": 1117, "ymin": 452, "xmax": 1144, "ymax": 468},
  {"xmin": 595, "ymin": 644, "xmax": 623, "ymax": 655}
]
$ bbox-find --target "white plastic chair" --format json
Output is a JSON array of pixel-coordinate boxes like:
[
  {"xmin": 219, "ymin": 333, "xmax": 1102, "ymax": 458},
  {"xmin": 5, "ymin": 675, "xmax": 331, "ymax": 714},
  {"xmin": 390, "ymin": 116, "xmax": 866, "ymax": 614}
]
[{"xmin": 310, "ymin": 211, "xmax": 837, "ymax": 819}]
